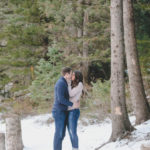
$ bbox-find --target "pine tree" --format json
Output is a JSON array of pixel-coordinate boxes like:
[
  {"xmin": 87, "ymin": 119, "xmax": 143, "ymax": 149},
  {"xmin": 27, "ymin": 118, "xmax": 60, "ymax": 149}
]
[
  {"xmin": 110, "ymin": 0, "xmax": 133, "ymax": 141},
  {"xmin": 123, "ymin": 0, "xmax": 150, "ymax": 124}
]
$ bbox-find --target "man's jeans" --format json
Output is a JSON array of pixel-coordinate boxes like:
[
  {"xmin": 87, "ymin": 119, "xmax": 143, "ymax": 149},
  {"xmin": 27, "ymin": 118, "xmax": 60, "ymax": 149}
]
[
  {"xmin": 52, "ymin": 110, "xmax": 68, "ymax": 150},
  {"xmin": 67, "ymin": 109, "xmax": 80, "ymax": 149}
]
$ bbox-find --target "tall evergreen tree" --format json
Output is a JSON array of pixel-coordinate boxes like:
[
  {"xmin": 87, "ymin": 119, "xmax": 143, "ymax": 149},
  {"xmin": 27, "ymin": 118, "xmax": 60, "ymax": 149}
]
[
  {"xmin": 79, "ymin": 0, "xmax": 90, "ymax": 83},
  {"xmin": 110, "ymin": 0, "xmax": 133, "ymax": 141},
  {"xmin": 123, "ymin": 0, "xmax": 150, "ymax": 124}
]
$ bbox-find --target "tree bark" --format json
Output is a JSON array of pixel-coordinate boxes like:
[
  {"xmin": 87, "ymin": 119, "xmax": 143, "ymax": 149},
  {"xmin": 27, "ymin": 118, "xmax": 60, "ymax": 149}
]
[
  {"xmin": 82, "ymin": 8, "xmax": 89, "ymax": 83},
  {"xmin": 123, "ymin": 0, "xmax": 150, "ymax": 124},
  {"xmin": 78, "ymin": 0, "xmax": 90, "ymax": 83},
  {"xmin": 110, "ymin": 0, "xmax": 133, "ymax": 141},
  {"xmin": 141, "ymin": 143, "xmax": 150, "ymax": 150},
  {"xmin": 0, "ymin": 132, "xmax": 5, "ymax": 150},
  {"xmin": 5, "ymin": 115, "xmax": 23, "ymax": 150}
]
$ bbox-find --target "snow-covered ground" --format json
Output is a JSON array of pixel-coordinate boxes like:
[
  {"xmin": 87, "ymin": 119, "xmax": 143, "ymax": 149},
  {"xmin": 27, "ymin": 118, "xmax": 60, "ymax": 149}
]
[{"xmin": 0, "ymin": 114, "xmax": 150, "ymax": 150}]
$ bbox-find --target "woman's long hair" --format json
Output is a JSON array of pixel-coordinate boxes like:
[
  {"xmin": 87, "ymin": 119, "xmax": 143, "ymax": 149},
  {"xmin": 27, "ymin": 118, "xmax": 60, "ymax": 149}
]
[{"xmin": 71, "ymin": 71, "xmax": 83, "ymax": 88}]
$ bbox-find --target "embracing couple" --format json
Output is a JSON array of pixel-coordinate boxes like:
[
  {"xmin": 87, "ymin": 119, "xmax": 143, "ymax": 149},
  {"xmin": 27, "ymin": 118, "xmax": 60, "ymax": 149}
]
[{"xmin": 52, "ymin": 67, "xmax": 83, "ymax": 150}]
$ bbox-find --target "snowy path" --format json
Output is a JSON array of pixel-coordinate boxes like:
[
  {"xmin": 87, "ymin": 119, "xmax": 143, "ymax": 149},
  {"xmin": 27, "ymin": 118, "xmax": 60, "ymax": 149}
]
[
  {"xmin": 0, "ymin": 114, "xmax": 150, "ymax": 150},
  {"xmin": 21, "ymin": 115, "xmax": 111, "ymax": 150}
]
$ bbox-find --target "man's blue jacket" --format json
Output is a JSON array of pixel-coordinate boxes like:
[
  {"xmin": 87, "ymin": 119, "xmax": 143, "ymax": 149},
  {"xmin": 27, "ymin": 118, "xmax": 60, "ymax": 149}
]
[{"xmin": 52, "ymin": 76, "xmax": 73, "ymax": 111}]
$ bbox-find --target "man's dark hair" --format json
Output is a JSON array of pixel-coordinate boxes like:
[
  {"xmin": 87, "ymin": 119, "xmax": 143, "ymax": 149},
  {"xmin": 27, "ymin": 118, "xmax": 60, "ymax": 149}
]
[{"xmin": 61, "ymin": 67, "xmax": 72, "ymax": 76}]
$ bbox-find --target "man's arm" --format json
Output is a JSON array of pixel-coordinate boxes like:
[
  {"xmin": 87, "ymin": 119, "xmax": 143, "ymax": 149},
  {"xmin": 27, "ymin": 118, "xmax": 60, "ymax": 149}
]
[{"xmin": 57, "ymin": 82, "xmax": 73, "ymax": 107}]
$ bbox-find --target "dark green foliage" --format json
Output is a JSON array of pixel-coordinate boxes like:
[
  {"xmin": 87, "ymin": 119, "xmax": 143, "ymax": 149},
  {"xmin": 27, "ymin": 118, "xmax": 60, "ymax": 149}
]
[
  {"xmin": 134, "ymin": 1, "xmax": 150, "ymax": 39},
  {"xmin": 0, "ymin": 73, "xmax": 10, "ymax": 88},
  {"xmin": 134, "ymin": 1, "xmax": 150, "ymax": 75},
  {"xmin": 0, "ymin": 0, "xmax": 149, "ymax": 105},
  {"xmin": 43, "ymin": 0, "xmax": 111, "ymax": 81},
  {"xmin": 29, "ymin": 47, "xmax": 63, "ymax": 102},
  {"xmin": 0, "ymin": 0, "xmax": 47, "ymax": 92},
  {"xmin": 92, "ymin": 80, "xmax": 110, "ymax": 102},
  {"xmin": 137, "ymin": 40, "xmax": 150, "ymax": 74}
]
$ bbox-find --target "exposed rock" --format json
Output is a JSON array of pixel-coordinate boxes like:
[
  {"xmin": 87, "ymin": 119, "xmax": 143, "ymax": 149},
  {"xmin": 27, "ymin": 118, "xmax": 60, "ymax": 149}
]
[
  {"xmin": 13, "ymin": 90, "xmax": 31, "ymax": 101},
  {"xmin": 0, "ymin": 82, "xmax": 14, "ymax": 99},
  {"xmin": 4, "ymin": 82, "xmax": 13, "ymax": 93},
  {"xmin": 0, "ymin": 95, "xmax": 5, "ymax": 102},
  {"xmin": 0, "ymin": 40, "xmax": 7, "ymax": 47},
  {"xmin": 14, "ymin": 90, "xmax": 26, "ymax": 98}
]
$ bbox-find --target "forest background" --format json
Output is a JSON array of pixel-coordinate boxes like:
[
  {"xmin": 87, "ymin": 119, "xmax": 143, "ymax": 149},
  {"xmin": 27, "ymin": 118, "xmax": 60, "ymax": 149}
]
[{"xmin": 0, "ymin": 0, "xmax": 150, "ymax": 120}]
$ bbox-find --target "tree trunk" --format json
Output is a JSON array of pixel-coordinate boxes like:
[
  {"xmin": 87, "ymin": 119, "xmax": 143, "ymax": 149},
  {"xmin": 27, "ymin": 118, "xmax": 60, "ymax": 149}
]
[
  {"xmin": 110, "ymin": 0, "xmax": 133, "ymax": 141},
  {"xmin": 141, "ymin": 143, "xmax": 150, "ymax": 150},
  {"xmin": 5, "ymin": 115, "xmax": 23, "ymax": 150},
  {"xmin": 82, "ymin": 8, "xmax": 89, "ymax": 83},
  {"xmin": 123, "ymin": 0, "xmax": 150, "ymax": 124},
  {"xmin": 78, "ymin": 0, "xmax": 90, "ymax": 83},
  {"xmin": 0, "ymin": 132, "xmax": 5, "ymax": 150}
]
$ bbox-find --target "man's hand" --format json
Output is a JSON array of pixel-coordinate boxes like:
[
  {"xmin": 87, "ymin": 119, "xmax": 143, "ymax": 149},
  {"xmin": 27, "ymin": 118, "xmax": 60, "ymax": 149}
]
[
  {"xmin": 67, "ymin": 79, "xmax": 71, "ymax": 86},
  {"xmin": 72, "ymin": 101, "xmax": 80, "ymax": 109}
]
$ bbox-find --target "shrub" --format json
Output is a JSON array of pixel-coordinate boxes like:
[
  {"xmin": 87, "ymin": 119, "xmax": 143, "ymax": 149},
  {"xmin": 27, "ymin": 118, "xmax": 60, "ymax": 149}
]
[{"xmin": 29, "ymin": 46, "xmax": 63, "ymax": 104}]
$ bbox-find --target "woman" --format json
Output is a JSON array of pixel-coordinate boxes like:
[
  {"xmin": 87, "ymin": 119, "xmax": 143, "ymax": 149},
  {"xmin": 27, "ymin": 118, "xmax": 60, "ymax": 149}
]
[{"xmin": 67, "ymin": 70, "xmax": 83, "ymax": 150}]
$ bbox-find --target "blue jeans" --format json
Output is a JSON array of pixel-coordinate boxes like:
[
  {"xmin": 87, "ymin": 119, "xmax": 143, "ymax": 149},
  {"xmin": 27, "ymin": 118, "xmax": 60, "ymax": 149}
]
[
  {"xmin": 52, "ymin": 111, "xmax": 68, "ymax": 150},
  {"xmin": 67, "ymin": 109, "xmax": 80, "ymax": 149}
]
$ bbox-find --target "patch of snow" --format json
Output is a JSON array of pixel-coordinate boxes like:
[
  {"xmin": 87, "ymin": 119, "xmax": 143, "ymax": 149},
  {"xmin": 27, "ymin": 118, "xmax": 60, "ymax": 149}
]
[{"xmin": 0, "ymin": 114, "xmax": 150, "ymax": 150}]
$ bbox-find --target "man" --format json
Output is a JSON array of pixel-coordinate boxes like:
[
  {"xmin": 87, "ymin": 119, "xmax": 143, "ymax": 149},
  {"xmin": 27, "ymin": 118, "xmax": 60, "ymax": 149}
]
[{"xmin": 52, "ymin": 67, "xmax": 79, "ymax": 150}]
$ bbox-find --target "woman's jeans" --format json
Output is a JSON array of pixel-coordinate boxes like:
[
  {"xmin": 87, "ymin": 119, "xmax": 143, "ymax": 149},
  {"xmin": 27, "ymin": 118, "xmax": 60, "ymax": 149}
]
[
  {"xmin": 52, "ymin": 110, "xmax": 68, "ymax": 150},
  {"xmin": 67, "ymin": 109, "xmax": 80, "ymax": 149}
]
